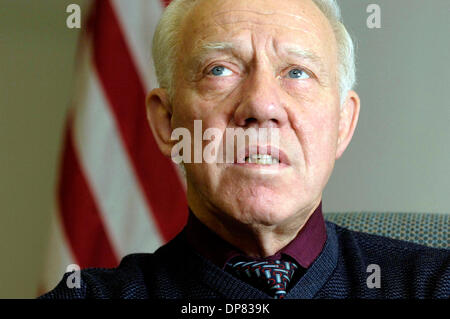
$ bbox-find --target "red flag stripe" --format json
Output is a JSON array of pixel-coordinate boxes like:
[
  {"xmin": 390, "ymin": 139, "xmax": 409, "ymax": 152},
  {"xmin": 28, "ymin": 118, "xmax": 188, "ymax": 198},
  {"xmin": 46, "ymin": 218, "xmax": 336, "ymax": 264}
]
[
  {"xmin": 58, "ymin": 117, "xmax": 119, "ymax": 269},
  {"xmin": 161, "ymin": 0, "xmax": 171, "ymax": 7},
  {"xmin": 91, "ymin": 0, "xmax": 188, "ymax": 242}
]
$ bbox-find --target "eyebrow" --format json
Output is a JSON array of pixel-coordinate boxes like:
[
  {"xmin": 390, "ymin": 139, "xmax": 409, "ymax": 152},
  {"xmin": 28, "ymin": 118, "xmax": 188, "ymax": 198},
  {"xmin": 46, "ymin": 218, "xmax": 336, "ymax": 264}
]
[
  {"xmin": 199, "ymin": 42, "xmax": 235, "ymax": 52},
  {"xmin": 280, "ymin": 44, "xmax": 326, "ymax": 71},
  {"xmin": 186, "ymin": 41, "xmax": 237, "ymax": 70},
  {"xmin": 186, "ymin": 41, "xmax": 328, "ymax": 80}
]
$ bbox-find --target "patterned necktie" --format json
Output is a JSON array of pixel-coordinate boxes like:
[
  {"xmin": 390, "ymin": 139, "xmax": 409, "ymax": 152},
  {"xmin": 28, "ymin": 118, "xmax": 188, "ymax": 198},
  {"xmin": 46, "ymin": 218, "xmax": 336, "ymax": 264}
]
[{"xmin": 226, "ymin": 259, "xmax": 298, "ymax": 299}]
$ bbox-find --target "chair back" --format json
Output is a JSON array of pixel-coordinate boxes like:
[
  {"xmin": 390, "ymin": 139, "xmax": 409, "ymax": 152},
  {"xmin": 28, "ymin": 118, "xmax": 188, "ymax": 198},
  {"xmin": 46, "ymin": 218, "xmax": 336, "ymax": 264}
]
[{"xmin": 324, "ymin": 212, "xmax": 449, "ymax": 249}]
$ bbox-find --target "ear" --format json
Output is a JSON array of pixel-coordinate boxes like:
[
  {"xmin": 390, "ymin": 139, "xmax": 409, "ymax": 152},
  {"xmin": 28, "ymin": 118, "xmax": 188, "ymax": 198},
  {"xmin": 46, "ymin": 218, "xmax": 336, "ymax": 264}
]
[
  {"xmin": 335, "ymin": 90, "xmax": 360, "ymax": 159},
  {"xmin": 146, "ymin": 88, "xmax": 175, "ymax": 157}
]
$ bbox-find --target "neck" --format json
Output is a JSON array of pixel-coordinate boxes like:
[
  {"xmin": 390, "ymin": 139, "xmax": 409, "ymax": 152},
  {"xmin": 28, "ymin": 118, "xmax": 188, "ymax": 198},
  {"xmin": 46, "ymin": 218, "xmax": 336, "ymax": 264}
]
[{"xmin": 188, "ymin": 197, "xmax": 322, "ymax": 258}]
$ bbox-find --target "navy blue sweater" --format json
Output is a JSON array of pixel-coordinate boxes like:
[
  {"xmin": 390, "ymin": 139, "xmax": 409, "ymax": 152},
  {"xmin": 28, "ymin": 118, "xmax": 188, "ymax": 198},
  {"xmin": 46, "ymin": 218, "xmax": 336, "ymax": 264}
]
[{"xmin": 40, "ymin": 222, "xmax": 449, "ymax": 299}]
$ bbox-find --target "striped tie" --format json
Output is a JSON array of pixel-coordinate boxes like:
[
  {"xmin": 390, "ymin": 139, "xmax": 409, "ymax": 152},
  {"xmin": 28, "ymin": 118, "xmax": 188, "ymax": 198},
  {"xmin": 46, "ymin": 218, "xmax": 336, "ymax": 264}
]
[{"xmin": 226, "ymin": 259, "xmax": 298, "ymax": 299}]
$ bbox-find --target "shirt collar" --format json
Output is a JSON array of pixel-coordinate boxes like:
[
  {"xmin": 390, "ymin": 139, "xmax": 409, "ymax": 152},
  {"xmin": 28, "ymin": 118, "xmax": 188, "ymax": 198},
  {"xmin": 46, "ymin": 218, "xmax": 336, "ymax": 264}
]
[{"xmin": 184, "ymin": 202, "xmax": 326, "ymax": 269}]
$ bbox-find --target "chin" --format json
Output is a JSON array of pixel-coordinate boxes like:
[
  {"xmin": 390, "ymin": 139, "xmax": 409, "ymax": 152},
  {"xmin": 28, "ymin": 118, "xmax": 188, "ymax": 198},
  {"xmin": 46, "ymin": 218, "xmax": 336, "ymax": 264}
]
[{"xmin": 231, "ymin": 192, "xmax": 299, "ymax": 226}]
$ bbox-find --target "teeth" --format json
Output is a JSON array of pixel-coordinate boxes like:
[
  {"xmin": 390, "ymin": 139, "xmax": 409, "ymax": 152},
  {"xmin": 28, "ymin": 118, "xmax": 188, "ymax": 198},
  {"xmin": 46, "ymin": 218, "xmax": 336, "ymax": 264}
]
[{"xmin": 244, "ymin": 154, "xmax": 279, "ymax": 165}]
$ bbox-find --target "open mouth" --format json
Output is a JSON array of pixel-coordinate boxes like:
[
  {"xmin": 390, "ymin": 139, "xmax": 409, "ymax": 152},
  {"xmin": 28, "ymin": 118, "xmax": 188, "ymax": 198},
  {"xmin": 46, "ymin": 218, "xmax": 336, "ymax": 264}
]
[
  {"xmin": 244, "ymin": 154, "xmax": 279, "ymax": 165},
  {"xmin": 235, "ymin": 145, "xmax": 288, "ymax": 166}
]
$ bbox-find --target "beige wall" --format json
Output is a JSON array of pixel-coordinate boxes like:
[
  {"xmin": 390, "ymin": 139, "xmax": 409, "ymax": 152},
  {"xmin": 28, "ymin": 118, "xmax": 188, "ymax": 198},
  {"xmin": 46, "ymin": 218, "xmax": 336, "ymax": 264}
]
[
  {"xmin": 324, "ymin": 0, "xmax": 450, "ymax": 213},
  {"xmin": 0, "ymin": 0, "xmax": 87, "ymax": 298},
  {"xmin": 0, "ymin": 0, "xmax": 448, "ymax": 298}
]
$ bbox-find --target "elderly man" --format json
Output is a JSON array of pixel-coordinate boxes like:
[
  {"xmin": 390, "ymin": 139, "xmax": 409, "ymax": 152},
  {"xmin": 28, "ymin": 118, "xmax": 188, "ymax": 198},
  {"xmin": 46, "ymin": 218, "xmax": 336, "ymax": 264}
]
[{"xmin": 41, "ymin": 0, "xmax": 448, "ymax": 299}]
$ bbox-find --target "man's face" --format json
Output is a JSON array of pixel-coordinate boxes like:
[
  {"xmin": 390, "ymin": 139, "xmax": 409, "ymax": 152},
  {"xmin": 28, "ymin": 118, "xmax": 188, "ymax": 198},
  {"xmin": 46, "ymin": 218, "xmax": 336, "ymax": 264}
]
[{"xmin": 166, "ymin": 0, "xmax": 356, "ymax": 228}]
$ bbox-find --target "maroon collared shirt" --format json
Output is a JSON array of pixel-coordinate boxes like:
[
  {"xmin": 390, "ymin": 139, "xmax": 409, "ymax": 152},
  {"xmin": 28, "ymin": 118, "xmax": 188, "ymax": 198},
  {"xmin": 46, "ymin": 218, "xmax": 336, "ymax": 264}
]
[{"xmin": 184, "ymin": 202, "xmax": 327, "ymax": 270}]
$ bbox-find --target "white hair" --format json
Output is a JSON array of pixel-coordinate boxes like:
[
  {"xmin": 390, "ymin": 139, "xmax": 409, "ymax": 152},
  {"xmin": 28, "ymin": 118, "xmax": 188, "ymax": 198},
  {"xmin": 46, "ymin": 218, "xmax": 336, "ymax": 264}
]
[{"xmin": 152, "ymin": 0, "xmax": 356, "ymax": 106}]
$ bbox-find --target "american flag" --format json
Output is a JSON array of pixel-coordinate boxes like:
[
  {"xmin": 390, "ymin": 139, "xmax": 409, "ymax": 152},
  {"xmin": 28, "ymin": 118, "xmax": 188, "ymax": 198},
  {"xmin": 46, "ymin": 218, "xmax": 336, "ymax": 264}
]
[{"xmin": 40, "ymin": 0, "xmax": 187, "ymax": 293}]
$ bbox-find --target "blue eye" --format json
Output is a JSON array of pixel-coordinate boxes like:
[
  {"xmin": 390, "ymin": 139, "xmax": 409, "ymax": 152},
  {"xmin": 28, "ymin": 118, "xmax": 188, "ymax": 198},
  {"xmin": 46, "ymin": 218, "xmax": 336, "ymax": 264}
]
[
  {"xmin": 288, "ymin": 68, "xmax": 310, "ymax": 79},
  {"xmin": 210, "ymin": 66, "xmax": 233, "ymax": 77}
]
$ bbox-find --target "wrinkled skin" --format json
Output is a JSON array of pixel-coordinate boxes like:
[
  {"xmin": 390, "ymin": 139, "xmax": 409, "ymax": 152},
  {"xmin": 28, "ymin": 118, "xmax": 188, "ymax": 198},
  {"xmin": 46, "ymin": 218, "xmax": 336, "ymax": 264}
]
[{"xmin": 147, "ymin": 0, "xmax": 360, "ymax": 257}]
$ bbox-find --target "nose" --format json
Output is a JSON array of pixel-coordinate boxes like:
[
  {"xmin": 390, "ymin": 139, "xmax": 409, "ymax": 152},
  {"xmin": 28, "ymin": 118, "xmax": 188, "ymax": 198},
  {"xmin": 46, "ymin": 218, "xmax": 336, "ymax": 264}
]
[{"xmin": 233, "ymin": 70, "xmax": 288, "ymax": 128}]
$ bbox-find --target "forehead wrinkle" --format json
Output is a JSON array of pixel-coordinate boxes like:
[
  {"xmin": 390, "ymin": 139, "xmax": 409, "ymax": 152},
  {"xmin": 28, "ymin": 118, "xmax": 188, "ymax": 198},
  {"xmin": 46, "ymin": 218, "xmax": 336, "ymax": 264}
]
[
  {"xmin": 215, "ymin": 20, "xmax": 310, "ymax": 32},
  {"xmin": 209, "ymin": 7, "xmax": 323, "ymax": 36},
  {"xmin": 212, "ymin": 9, "xmax": 317, "ymax": 26},
  {"xmin": 198, "ymin": 10, "xmax": 328, "ymax": 67}
]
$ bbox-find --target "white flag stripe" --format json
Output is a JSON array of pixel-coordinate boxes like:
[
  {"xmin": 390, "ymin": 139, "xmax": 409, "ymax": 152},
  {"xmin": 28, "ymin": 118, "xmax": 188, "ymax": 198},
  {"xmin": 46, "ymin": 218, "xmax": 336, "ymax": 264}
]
[
  {"xmin": 111, "ymin": 0, "xmax": 188, "ymax": 190},
  {"xmin": 72, "ymin": 41, "xmax": 163, "ymax": 258},
  {"xmin": 111, "ymin": 0, "xmax": 164, "ymax": 91},
  {"xmin": 41, "ymin": 205, "xmax": 75, "ymax": 293}
]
